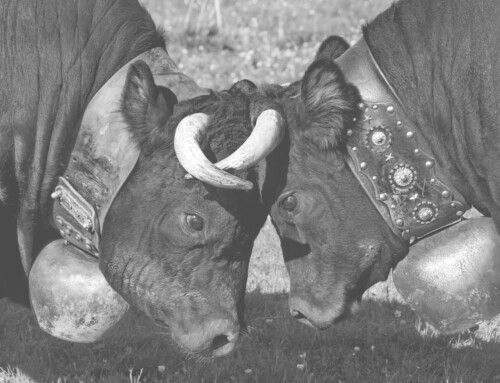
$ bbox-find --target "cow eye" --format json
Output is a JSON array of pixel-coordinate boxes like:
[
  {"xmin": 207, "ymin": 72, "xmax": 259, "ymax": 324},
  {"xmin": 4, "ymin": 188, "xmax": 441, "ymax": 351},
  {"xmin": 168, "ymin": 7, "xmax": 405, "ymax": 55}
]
[
  {"xmin": 281, "ymin": 195, "xmax": 298, "ymax": 212},
  {"xmin": 186, "ymin": 214, "xmax": 204, "ymax": 231}
]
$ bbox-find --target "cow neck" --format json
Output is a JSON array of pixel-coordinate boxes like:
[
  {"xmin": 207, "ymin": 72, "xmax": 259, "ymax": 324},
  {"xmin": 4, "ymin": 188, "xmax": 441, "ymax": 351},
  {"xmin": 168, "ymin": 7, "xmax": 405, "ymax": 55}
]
[
  {"xmin": 50, "ymin": 48, "xmax": 207, "ymax": 257},
  {"xmin": 336, "ymin": 38, "xmax": 471, "ymax": 244}
]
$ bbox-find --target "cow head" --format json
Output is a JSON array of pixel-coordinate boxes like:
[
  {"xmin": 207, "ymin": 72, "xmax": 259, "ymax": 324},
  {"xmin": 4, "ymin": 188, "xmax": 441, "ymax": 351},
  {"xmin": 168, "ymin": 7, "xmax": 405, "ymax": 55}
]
[
  {"xmin": 98, "ymin": 61, "xmax": 284, "ymax": 357},
  {"xmin": 266, "ymin": 36, "xmax": 409, "ymax": 329}
]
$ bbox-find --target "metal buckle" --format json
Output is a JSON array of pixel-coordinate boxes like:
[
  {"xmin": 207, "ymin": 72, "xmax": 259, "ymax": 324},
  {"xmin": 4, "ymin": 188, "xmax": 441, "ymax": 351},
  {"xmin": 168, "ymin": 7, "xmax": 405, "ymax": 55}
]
[{"xmin": 52, "ymin": 177, "xmax": 100, "ymax": 257}]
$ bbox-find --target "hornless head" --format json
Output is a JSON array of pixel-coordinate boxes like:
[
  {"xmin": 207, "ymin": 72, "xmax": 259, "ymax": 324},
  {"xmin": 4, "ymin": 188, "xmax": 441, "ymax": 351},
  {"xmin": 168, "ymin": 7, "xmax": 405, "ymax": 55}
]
[
  {"xmin": 98, "ymin": 61, "xmax": 286, "ymax": 357},
  {"xmin": 264, "ymin": 36, "xmax": 410, "ymax": 329}
]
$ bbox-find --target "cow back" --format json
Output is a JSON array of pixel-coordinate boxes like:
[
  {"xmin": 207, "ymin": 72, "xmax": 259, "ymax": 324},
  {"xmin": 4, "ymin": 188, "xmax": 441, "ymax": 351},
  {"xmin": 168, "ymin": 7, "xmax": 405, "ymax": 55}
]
[
  {"xmin": 0, "ymin": 0, "xmax": 165, "ymax": 303},
  {"xmin": 365, "ymin": 0, "xmax": 500, "ymax": 230}
]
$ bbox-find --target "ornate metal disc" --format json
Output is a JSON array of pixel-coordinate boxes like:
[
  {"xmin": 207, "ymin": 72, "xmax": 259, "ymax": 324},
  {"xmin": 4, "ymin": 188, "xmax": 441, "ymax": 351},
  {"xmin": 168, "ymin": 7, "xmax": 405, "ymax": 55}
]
[
  {"xmin": 413, "ymin": 201, "xmax": 439, "ymax": 224},
  {"xmin": 364, "ymin": 125, "xmax": 392, "ymax": 152},
  {"xmin": 388, "ymin": 163, "xmax": 417, "ymax": 193}
]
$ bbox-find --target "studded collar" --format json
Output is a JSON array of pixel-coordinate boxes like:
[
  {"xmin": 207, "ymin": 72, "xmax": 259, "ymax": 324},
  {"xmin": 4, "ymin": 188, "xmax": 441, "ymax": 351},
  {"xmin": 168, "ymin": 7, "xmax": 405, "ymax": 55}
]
[{"xmin": 336, "ymin": 38, "xmax": 470, "ymax": 243}]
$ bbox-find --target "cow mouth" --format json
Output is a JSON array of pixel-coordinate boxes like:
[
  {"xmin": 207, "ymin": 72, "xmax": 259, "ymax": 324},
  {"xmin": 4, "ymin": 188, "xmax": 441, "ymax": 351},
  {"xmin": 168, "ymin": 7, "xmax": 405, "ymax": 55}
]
[
  {"xmin": 169, "ymin": 319, "xmax": 242, "ymax": 359},
  {"xmin": 211, "ymin": 333, "xmax": 238, "ymax": 357},
  {"xmin": 173, "ymin": 331, "xmax": 240, "ymax": 360},
  {"xmin": 291, "ymin": 302, "xmax": 357, "ymax": 330}
]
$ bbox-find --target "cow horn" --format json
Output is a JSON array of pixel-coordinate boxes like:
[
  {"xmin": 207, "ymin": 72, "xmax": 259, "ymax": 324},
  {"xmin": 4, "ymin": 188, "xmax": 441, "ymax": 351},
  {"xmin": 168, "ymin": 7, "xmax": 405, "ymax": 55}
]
[
  {"xmin": 174, "ymin": 113, "xmax": 254, "ymax": 190},
  {"xmin": 214, "ymin": 109, "xmax": 285, "ymax": 172}
]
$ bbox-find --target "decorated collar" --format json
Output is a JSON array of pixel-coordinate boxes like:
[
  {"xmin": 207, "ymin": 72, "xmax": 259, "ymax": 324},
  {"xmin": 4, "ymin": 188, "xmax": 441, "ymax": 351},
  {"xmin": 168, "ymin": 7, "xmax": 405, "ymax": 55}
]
[
  {"xmin": 336, "ymin": 39, "xmax": 470, "ymax": 243},
  {"xmin": 50, "ymin": 48, "xmax": 207, "ymax": 257}
]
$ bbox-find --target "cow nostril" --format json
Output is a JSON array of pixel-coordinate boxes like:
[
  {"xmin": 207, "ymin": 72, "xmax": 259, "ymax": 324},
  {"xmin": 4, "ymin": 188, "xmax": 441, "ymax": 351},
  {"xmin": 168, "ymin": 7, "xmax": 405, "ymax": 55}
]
[
  {"xmin": 211, "ymin": 334, "xmax": 230, "ymax": 351},
  {"xmin": 290, "ymin": 309, "xmax": 306, "ymax": 320},
  {"xmin": 290, "ymin": 309, "xmax": 317, "ymax": 329},
  {"xmin": 211, "ymin": 332, "xmax": 238, "ymax": 357}
]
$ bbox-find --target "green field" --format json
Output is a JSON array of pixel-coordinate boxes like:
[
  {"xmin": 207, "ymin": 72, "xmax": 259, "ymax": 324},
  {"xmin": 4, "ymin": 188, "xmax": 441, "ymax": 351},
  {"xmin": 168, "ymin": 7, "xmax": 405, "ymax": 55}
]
[{"xmin": 2, "ymin": 0, "xmax": 500, "ymax": 382}]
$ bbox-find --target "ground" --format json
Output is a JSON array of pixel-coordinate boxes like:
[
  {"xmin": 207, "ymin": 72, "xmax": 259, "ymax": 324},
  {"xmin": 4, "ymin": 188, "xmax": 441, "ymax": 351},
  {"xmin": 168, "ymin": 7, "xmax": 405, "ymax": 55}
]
[{"xmin": 2, "ymin": 0, "xmax": 500, "ymax": 382}]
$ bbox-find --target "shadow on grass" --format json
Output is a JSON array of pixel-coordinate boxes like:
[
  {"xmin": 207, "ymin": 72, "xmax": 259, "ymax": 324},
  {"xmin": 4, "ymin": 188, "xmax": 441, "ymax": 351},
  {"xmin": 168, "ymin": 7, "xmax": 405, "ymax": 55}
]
[{"xmin": 1, "ymin": 293, "xmax": 500, "ymax": 383}]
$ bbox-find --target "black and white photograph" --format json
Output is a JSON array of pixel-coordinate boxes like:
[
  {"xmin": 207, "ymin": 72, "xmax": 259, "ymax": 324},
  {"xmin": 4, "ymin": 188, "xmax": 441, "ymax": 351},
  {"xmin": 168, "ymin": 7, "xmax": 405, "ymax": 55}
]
[{"xmin": 1, "ymin": 0, "xmax": 500, "ymax": 381}]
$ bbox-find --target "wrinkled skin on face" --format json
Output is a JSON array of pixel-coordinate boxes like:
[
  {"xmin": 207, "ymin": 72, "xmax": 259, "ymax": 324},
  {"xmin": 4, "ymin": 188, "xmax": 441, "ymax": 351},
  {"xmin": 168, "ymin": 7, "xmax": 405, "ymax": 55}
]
[
  {"xmin": 99, "ymin": 62, "xmax": 272, "ymax": 357},
  {"xmin": 272, "ymin": 144, "xmax": 409, "ymax": 329},
  {"xmin": 265, "ymin": 36, "xmax": 409, "ymax": 329}
]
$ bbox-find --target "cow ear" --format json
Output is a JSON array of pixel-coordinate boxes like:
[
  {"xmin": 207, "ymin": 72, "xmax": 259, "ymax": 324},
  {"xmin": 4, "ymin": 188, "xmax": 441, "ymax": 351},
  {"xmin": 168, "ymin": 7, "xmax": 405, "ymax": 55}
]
[
  {"xmin": 300, "ymin": 59, "xmax": 360, "ymax": 150},
  {"xmin": 314, "ymin": 35, "xmax": 350, "ymax": 62},
  {"xmin": 121, "ymin": 60, "xmax": 178, "ymax": 149},
  {"xmin": 229, "ymin": 79, "xmax": 257, "ymax": 96}
]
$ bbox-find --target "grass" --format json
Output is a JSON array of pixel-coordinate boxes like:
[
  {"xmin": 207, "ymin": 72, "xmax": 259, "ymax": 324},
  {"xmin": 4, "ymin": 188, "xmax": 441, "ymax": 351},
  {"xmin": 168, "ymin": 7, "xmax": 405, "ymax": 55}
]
[
  {"xmin": 2, "ymin": 0, "xmax": 500, "ymax": 382},
  {"xmin": 2, "ymin": 294, "xmax": 500, "ymax": 383},
  {"xmin": 143, "ymin": 0, "xmax": 393, "ymax": 90}
]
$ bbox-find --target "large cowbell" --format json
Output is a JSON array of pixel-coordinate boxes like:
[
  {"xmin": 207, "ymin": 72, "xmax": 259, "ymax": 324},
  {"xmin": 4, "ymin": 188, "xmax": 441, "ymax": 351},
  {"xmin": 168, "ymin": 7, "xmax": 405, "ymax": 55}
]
[
  {"xmin": 393, "ymin": 215, "xmax": 500, "ymax": 333},
  {"xmin": 28, "ymin": 48, "xmax": 207, "ymax": 343},
  {"xmin": 29, "ymin": 240, "xmax": 129, "ymax": 343}
]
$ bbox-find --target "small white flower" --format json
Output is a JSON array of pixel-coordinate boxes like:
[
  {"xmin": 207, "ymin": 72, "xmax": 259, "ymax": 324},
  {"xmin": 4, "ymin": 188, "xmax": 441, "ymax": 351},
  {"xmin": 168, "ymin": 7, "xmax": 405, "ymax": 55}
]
[
  {"xmin": 157, "ymin": 365, "xmax": 166, "ymax": 373},
  {"xmin": 245, "ymin": 369, "xmax": 253, "ymax": 374},
  {"xmin": 353, "ymin": 346, "xmax": 360, "ymax": 353},
  {"xmin": 297, "ymin": 364, "xmax": 305, "ymax": 371},
  {"xmin": 394, "ymin": 310, "xmax": 402, "ymax": 318},
  {"xmin": 299, "ymin": 352, "xmax": 306, "ymax": 359}
]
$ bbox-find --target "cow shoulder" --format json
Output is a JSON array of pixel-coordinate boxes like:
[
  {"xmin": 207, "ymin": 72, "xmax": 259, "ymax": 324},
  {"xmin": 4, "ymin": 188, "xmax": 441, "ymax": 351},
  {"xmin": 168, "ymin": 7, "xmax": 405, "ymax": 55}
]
[
  {"xmin": 300, "ymin": 58, "xmax": 361, "ymax": 150},
  {"xmin": 121, "ymin": 60, "xmax": 178, "ymax": 153}
]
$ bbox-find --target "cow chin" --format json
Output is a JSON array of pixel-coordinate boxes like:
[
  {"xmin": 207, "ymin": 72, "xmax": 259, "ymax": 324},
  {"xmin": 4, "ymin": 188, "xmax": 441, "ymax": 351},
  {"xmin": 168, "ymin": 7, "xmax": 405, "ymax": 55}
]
[
  {"xmin": 169, "ymin": 315, "xmax": 241, "ymax": 358},
  {"xmin": 286, "ymin": 240, "xmax": 397, "ymax": 330},
  {"xmin": 99, "ymin": 255, "xmax": 243, "ymax": 358},
  {"xmin": 130, "ymin": 286, "xmax": 242, "ymax": 358}
]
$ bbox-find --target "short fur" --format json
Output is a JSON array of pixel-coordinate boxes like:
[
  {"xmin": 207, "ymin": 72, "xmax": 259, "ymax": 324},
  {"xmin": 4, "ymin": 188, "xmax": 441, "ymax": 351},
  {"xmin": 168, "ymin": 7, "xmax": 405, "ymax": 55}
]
[
  {"xmin": 314, "ymin": 35, "xmax": 350, "ymax": 62},
  {"xmin": 104, "ymin": 63, "xmax": 277, "ymax": 355},
  {"xmin": 0, "ymin": 0, "xmax": 164, "ymax": 304},
  {"xmin": 266, "ymin": 0, "xmax": 500, "ymax": 329},
  {"xmin": 0, "ymin": 0, "xmax": 274, "ymax": 356},
  {"xmin": 300, "ymin": 59, "xmax": 361, "ymax": 150},
  {"xmin": 121, "ymin": 60, "xmax": 178, "ymax": 155}
]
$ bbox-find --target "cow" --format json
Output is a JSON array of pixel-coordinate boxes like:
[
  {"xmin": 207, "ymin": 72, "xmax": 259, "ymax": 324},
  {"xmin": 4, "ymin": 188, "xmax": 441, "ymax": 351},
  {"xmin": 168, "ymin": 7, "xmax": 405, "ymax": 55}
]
[
  {"xmin": 216, "ymin": 0, "xmax": 500, "ymax": 330},
  {"xmin": 0, "ymin": 0, "xmax": 285, "ymax": 357}
]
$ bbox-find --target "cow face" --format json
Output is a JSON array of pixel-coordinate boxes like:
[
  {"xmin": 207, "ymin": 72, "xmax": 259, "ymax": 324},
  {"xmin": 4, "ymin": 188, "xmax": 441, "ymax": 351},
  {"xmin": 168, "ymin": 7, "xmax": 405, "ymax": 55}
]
[
  {"xmin": 99, "ymin": 62, "xmax": 268, "ymax": 357},
  {"xmin": 269, "ymin": 37, "xmax": 409, "ymax": 329}
]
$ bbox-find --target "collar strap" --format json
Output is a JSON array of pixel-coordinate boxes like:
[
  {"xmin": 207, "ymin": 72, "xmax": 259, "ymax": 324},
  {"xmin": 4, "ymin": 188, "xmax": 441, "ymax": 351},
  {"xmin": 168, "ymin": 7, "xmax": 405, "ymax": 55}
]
[
  {"xmin": 337, "ymin": 39, "xmax": 470, "ymax": 242},
  {"xmin": 50, "ymin": 48, "xmax": 206, "ymax": 257}
]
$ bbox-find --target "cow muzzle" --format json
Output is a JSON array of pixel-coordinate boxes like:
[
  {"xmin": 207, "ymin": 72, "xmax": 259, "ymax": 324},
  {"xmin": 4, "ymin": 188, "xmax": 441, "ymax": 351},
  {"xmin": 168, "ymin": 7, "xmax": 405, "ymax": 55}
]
[
  {"xmin": 171, "ymin": 316, "xmax": 241, "ymax": 357},
  {"xmin": 288, "ymin": 291, "xmax": 351, "ymax": 330}
]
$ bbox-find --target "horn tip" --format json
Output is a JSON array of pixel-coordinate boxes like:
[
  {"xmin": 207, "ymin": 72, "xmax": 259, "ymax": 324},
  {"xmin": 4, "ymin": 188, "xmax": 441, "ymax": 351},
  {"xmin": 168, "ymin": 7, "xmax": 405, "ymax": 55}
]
[{"xmin": 240, "ymin": 180, "xmax": 254, "ymax": 191}]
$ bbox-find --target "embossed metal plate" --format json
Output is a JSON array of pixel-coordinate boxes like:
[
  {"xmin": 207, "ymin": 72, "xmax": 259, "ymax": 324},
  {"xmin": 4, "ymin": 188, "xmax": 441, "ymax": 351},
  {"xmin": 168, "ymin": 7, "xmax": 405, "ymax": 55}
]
[{"xmin": 348, "ymin": 102, "xmax": 468, "ymax": 240}]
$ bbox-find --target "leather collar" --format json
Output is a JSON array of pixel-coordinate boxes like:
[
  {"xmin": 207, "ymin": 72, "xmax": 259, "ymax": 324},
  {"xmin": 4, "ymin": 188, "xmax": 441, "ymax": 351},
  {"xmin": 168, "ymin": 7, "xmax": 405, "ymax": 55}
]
[
  {"xmin": 336, "ymin": 38, "xmax": 470, "ymax": 243},
  {"xmin": 50, "ymin": 48, "xmax": 207, "ymax": 257}
]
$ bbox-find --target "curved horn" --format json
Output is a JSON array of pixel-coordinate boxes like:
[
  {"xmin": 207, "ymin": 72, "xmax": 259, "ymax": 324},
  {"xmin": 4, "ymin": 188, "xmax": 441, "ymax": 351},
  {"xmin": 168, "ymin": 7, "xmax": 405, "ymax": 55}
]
[
  {"xmin": 174, "ymin": 113, "xmax": 253, "ymax": 190},
  {"xmin": 214, "ymin": 109, "xmax": 285, "ymax": 172}
]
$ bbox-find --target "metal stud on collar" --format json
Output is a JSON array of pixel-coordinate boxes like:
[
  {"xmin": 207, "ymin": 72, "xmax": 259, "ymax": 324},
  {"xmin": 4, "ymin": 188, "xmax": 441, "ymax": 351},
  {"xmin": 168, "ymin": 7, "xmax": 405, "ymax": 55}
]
[
  {"xmin": 412, "ymin": 201, "xmax": 439, "ymax": 224},
  {"xmin": 55, "ymin": 215, "xmax": 100, "ymax": 257},
  {"xmin": 364, "ymin": 126, "xmax": 392, "ymax": 152},
  {"xmin": 388, "ymin": 163, "xmax": 417, "ymax": 193}
]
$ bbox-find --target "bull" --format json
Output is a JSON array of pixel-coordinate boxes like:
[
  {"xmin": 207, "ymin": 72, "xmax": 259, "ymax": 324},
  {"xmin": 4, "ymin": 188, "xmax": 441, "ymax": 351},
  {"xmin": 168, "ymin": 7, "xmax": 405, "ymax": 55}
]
[
  {"xmin": 214, "ymin": 0, "xmax": 500, "ymax": 332},
  {"xmin": 0, "ymin": 0, "xmax": 285, "ymax": 357}
]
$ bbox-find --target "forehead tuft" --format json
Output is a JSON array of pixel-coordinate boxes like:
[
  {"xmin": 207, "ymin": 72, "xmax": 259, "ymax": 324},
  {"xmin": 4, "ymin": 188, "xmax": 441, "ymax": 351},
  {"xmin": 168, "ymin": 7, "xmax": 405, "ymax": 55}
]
[{"xmin": 168, "ymin": 91, "xmax": 253, "ymax": 163}]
